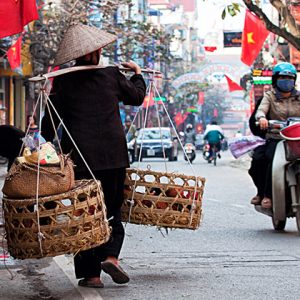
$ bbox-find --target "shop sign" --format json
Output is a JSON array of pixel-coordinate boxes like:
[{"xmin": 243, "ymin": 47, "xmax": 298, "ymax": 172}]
[
  {"xmin": 223, "ymin": 31, "xmax": 242, "ymax": 48},
  {"xmin": 251, "ymin": 69, "xmax": 272, "ymax": 85}
]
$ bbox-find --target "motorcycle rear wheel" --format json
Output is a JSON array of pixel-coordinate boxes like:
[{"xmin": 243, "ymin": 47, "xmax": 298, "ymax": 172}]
[{"xmin": 272, "ymin": 217, "xmax": 286, "ymax": 231}]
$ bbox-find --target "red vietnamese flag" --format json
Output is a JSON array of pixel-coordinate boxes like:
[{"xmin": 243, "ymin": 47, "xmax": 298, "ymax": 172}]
[
  {"xmin": 224, "ymin": 75, "xmax": 243, "ymax": 92},
  {"xmin": 143, "ymin": 92, "xmax": 155, "ymax": 108},
  {"xmin": 241, "ymin": 10, "xmax": 270, "ymax": 66},
  {"xmin": 7, "ymin": 37, "xmax": 22, "ymax": 70},
  {"xmin": 174, "ymin": 112, "xmax": 188, "ymax": 127},
  {"xmin": 0, "ymin": 0, "xmax": 38, "ymax": 38}
]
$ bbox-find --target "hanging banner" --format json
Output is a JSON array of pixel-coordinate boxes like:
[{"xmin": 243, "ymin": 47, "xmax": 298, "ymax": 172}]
[
  {"xmin": 251, "ymin": 69, "xmax": 272, "ymax": 85},
  {"xmin": 223, "ymin": 31, "xmax": 242, "ymax": 48},
  {"xmin": 198, "ymin": 92, "xmax": 204, "ymax": 105}
]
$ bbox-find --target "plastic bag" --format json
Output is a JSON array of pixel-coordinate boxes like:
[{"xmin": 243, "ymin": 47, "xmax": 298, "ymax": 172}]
[
  {"xmin": 22, "ymin": 142, "xmax": 60, "ymax": 165},
  {"xmin": 228, "ymin": 136, "xmax": 266, "ymax": 159}
]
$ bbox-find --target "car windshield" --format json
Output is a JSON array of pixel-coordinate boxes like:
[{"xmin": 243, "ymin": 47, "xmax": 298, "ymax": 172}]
[{"xmin": 138, "ymin": 129, "xmax": 171, "ymax": 140}]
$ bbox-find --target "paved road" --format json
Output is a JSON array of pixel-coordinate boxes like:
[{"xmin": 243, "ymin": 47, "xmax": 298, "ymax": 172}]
[{"xmin": 1, "ymin": 151, "xmax": 300, "ymax": 299}]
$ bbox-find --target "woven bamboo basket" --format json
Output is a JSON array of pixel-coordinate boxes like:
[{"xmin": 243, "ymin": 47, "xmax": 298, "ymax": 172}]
[
  {"xmin": 121, "ymin": 169, "xmax": 205, "ymax": 230},
  {"xmin": 2, "ymin": 180, "xmax": 111, "ymax": 259}
]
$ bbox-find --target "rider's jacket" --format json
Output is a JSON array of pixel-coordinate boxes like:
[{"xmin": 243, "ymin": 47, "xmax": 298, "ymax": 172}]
[
  {"xmin": 255, "ymin": 87, "xmax": 300, "ymax": 139},
  {"xmin": 204, "ymin": 130, "xmax": 224, "ymax": 144},
  {"xmin": 184, "ymin": 129, "xmax": 196, "ymax": 144}
]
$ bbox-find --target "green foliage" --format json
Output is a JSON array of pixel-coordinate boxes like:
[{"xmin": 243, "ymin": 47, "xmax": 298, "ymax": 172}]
[
  {"xmin": 222, "ymin": 3, "xmax": 241, "ymax": 19},
  {"xmin": 20, "ymin": 0, "xmax": 174, "ymax": 74}
]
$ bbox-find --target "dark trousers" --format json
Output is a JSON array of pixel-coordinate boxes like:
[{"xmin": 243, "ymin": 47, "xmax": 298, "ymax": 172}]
[
  {"xmin": 209, "ymin": 142, "xmax": 221, "ymax": 155},
  {"xmin": 248, "ymin": 145, "xmax": 268, "ymax": 198},
  {"xmin": 74, "ymin": 168, "xmax": 126, "ymax": 279}
]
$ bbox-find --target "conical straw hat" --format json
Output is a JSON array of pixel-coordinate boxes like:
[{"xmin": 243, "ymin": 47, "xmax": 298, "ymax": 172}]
[{"xmin": 54, "ymin": 24, "xmax": 117, "ymax": 66}]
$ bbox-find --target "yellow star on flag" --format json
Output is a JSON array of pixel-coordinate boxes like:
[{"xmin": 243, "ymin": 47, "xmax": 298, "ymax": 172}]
[{"xmin": 247, "ymin": 32, "xmax": 255, "ymax": 44}]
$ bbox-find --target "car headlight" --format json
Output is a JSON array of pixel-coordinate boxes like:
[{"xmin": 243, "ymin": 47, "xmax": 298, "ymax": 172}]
[{"xmin": 163, "ymin": 143, "xmax": 172, "ymax": 148}]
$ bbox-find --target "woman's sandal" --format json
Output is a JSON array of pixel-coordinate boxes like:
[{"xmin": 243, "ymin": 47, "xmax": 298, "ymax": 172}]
[
  {"xmin": 78, "ymin": 278, "xmax": 104, "ymax": 288},
  {"xmin": 261, "ymin": 197, "xmax": 272, "ymax": 209},
  {"xmin": 101, "ymin": 260, "xmax": 130, "ymax": 284}
]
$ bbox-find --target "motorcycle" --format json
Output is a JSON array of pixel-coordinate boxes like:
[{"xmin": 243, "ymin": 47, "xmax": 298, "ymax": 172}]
[
  {"xmin": 202, "ymin": 141, "xmax": 211, "ymax": 162},
  {"xmin": 183, "ymin": 143, "xmax": 196, "ymax": 163},
  {"xmin": 202, "ymin": 141, "xmax": 220, "ymax": 166},
  {"xmin": 254, "ymin": 118, "xmax": 300, "ymax": 232}
]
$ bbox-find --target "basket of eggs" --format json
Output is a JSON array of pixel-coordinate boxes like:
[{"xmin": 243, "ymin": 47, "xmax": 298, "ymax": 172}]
[{"xmin": 121, "ymin": 168, "xmax": 205, "ymax": 230}]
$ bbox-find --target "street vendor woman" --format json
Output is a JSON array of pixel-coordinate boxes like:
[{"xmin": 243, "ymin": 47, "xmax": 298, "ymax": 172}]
[{"xmin": 41, "ymin": 24, "xmax": 146, "ymax": 288}]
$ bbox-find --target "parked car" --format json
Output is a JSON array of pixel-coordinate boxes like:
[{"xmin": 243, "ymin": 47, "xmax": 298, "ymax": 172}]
[
  {"xmin": 195, "ymin": 133, "xmax": 205, "ymax": 150},
  {"xmin": 135, "ymin": 127, "xmax": 178, "ymax": 161}
]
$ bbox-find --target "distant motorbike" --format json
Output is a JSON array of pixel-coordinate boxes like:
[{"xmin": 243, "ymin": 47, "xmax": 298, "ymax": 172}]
[
  {"xmin": 183, "ymin": 143, "xmax": 196, "ymax": 163},
  {"xmin": 202, "ymin": 141, "xmax": 211, "ymax": 162},
  {"xmin": 127, "ymin": 137, "xmax": 136, "ymax": 164},
  {"xmin": 254, "ymin": 118, "xmax": 300, "ymax": 232},
  {"xmin": 202, "ymin": 141, "xmax": 220, "ymax": 166}
]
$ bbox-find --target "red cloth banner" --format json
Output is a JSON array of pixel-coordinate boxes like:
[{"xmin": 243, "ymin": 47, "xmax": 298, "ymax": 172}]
[
  {"xmin": 198, "ymin": 91, "xmax": 204, "ymax": 105},
  {"xmin": 143, "ymin": 92, "xmax": 155, "ymax": 108},
  {"xmin": 224, "ymin": 75, "xmax": 244, "ymax": 92},
  {"xmin": 174, "ymin": 112, "xmax": 188, "ymax": 127},
  {"xmin": 0, "ymin": 0, "xmax": 38, "ymax": 38},
  {"xmin": 7, "ymin": 37, "xmax": 22, "ymax": 70},
  {"xmin": 213, "ymin": 108, "xmax": 218, "ymax": 117},
  {"xmin": 241, "ymin": 10, "xmax": 270, "ymax": 66}
]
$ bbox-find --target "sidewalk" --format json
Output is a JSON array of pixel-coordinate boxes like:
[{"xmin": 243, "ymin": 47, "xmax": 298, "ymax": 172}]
[{"xmin": 0, "ymin": 165, "xmax": 84, "ymax": 300}]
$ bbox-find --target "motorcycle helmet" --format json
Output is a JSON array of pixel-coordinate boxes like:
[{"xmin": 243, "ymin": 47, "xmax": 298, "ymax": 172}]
[
  {"xmin": 272, "ymin": 62, "xmax": 297, "ymax": 91},
  {"xmin": 186, "ymin": 124, "xmax": 193, "ymax": 131}
]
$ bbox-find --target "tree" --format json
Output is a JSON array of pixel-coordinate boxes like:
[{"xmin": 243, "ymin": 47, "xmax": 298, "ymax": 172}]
[
  {"xmin": 20, "ymin": 0, "xmax": 174, "ymax": 75},
  {"xmin": 221, "ymin": 1, "xmax": 300, "ymax": 51}
]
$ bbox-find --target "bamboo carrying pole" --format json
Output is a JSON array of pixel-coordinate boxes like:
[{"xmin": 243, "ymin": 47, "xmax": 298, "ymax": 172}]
[{"xmin": 29, "ymin": 65, "xmax": 162, "ymax": 82}]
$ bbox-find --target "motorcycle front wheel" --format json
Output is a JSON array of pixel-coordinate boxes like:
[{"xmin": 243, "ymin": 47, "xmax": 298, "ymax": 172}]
[
  {"xmin": 272, "ymin": 216, "xmax": 286, "ymax": 231},
  {"xmin": 295, "ymin": 174, "xmax": 300, "ymax": 233}
]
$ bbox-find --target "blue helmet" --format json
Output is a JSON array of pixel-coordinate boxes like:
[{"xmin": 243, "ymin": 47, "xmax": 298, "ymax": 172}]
[{"xmin": 272, "ymin": 62, "xmax": 297, "ymax": 78}]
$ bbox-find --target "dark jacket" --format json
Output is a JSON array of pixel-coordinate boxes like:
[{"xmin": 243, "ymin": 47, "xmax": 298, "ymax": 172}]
[
  {"xmin": 41, "ymin": 66, "xmax": 146, "ymax": 172},
  {"xmin": 249, "ymin": 97, "xmax": 267, "ymax": 139},
  {"xmin": 0, "ymin": 125, "xmax": 25, "ymax": 170}
]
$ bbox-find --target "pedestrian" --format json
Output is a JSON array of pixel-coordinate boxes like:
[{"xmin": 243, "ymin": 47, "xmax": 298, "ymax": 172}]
[
  {"xmin": 255, "ymin": 62, "xmax": 300, "ymax": 209},
  {"xmin": 124, "ymin": 115, "xmax": 136, "ymax": 141},
  {"xmin": 26, "ymin": 115, "xmax": 39, "ymax": 136},
  {"xmin": 41, "ymin": 24, "xmax": 146, "ymax": 288}
]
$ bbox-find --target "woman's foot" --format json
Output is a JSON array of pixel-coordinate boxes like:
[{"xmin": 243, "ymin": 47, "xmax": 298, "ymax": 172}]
[
  {"xmin": 250, "ymin": 195, "xmax": 262, "ymax": 205},
  {"xmin": 101, "ymin": 256, "xmax": 130, "ymax": 284},
  {"xmin": 261, "ymin": 197, "xmax": 272, "ymax": 209},
  {"xmin": 78, "ymin": 277, "xmax": 104, "ymax": 288}
]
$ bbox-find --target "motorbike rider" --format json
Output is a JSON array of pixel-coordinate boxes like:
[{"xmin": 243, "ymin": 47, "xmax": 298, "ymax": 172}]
[
  {"xmin": 248, "ymin": 97, "xmax": 268, "ymax": 205},
  {"xmin": 255, "ymin": 62, "xmax": 300, "ymax": 209},
  {"xmin": 203, "ymin": 120, "xmax": 225, "ymax": 159},
  {"xmin": 184, "ymin": 123, "xmax": 196, "ymax": 145}
]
